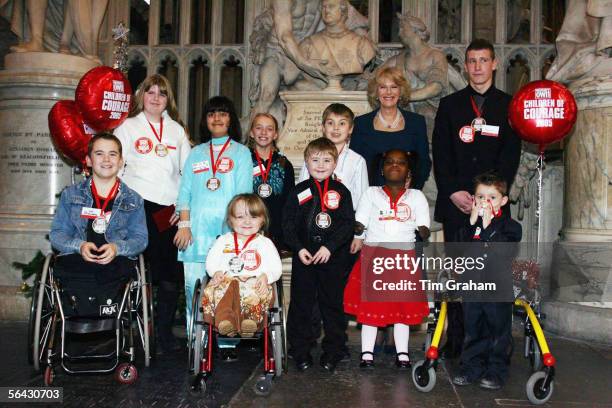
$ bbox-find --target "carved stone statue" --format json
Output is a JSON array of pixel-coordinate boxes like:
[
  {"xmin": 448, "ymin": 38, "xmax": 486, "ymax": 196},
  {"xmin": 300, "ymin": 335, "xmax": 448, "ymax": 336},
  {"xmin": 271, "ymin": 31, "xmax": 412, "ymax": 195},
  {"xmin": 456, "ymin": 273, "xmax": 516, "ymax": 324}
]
[
  {"xmin": 1, "ymin": 0, "xmax": 108, "ymax": 62},
  {"xmin": 247, "ymin": 0, "xmax": 369, "ymax": 125},
  {"xmin": 546, "ymin": 0, "xmax": 612, "ymax": 83},
  {"xmin": 296, "ymin": 0, "xmax": 376, "ymax": 90}
]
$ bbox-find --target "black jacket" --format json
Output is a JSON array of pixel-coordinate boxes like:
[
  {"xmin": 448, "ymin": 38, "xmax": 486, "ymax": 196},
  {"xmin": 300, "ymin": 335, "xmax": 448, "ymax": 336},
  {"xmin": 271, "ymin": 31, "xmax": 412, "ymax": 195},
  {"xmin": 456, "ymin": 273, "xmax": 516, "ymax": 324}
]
[
  {"xmin": 282, "ymin": 178, "xmax": 354, "ymax": 262},
  {"xmin": 432, "ymin": 85, "xmax": 521, "ymax": 223}
]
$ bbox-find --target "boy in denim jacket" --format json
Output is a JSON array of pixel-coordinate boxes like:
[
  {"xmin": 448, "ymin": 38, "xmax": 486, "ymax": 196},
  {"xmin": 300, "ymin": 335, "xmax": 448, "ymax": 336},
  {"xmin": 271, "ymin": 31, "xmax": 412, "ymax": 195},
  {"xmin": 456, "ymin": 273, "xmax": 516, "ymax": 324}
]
[{"xmin": 50, "ymin": 133, "xmax": 148, "ymax": 316}]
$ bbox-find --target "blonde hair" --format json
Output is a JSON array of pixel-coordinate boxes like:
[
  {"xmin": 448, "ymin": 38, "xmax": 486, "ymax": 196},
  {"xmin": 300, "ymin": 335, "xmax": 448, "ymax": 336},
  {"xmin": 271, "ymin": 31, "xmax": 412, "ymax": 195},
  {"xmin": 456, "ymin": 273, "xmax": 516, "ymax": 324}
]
[
  {"xmin": 129, "ymin": 74, "xmax": 190, "ymax": 138},
  {"xmin": 303, "ymin": 137, "xmax": 338, "ymax": 162},
  {"xmin": 367, "ymin": 66, "xmax": 411, "ymax": 109},
  {"xmin": 247, "ymin": 113, "xmax": 279, "ymax": 151},
  {"xmin": 226, "ymin": 194, "xmax": 270, "ymax": 233}
]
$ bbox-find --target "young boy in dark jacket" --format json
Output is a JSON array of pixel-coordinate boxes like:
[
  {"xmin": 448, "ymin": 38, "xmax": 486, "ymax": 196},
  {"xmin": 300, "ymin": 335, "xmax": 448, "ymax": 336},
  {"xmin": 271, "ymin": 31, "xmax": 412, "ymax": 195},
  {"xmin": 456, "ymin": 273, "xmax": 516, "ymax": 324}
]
[{"xmin": 452, "ymin": 171, "xmax": 522, "ymax": 390}]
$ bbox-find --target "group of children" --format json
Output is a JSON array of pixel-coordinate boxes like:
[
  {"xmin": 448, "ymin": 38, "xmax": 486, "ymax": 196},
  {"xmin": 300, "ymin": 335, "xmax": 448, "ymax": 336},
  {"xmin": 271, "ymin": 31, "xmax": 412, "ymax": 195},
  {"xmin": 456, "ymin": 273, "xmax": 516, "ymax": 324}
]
[{"xmin": 50, "ymin": 73, "xmax": 521, "ymax": 388}]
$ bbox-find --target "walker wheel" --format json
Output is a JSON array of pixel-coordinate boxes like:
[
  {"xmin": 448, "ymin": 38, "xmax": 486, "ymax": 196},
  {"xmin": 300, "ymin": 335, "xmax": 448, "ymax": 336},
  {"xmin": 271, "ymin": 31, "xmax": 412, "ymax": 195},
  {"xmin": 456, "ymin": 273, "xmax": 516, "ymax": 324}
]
[
  {"xmin": 411, "ymin": 360, "xmax": 436, "ymax": 392},
  {"xmin": 189, "ymin": 375, "xmax": 208, "ymax": 396},
  {"xmin": 526, "ymin": 371, "xmax": 554, "ymax": 405},
  {"xmin": 115, "ymin": 363, "xmax": 138, "ymax": 385},
  {"xmin": 43, "ymin": 366, "xmax": 54, "ymax": 386},
  {"xmin": 254, "ymin": 376, "xmax": 272, "ymax": 396}
]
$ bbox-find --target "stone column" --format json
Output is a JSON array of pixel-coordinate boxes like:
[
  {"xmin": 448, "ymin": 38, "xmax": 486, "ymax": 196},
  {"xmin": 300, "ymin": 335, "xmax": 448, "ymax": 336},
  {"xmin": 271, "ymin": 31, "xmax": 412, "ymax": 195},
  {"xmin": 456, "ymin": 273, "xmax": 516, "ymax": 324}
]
[
  {"xmin": 0, "ymin": 52, "xmax": 98, "ymax": 320},
  {"xmin": 544, "ymin": 76, "xmax": 612, "ymax": 344}
]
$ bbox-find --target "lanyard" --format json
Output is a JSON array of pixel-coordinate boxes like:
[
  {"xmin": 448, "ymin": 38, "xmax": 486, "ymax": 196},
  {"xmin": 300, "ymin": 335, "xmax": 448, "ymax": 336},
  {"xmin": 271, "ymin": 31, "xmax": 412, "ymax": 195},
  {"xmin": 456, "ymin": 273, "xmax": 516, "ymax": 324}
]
[
  {"xmin": 91, "ymin": 179, "xmax": 120, "ymax": 215},
  {"xmin": 147, "ymin": 117, "xmax": 164, "ymax": 143},
  {"xmin": 469, "ymin": 95, "xmax": 484, "ymax": 118},
  {"xmin": 313, "ymin": 178, "xmax": 330, "ymax": 212},
  {"xmin": 209, "ymin": 138, "xmax": 231, "ymax": 177},
  {"xmin": 255, "ymin": 150, "xmax": 273, "ymax": 183},
  {"xmin": 382, "ymin": 186, "xmax": 406, "ymax": 215},
  {"xmin": 233, "ymin": 232, "xmax": 257, "ymax": 255}
]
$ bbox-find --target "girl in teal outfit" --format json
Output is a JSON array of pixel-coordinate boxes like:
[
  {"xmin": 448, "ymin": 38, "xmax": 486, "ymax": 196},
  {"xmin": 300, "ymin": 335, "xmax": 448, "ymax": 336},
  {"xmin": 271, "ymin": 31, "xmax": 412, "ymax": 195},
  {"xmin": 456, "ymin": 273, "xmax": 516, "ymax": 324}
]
[{"xmin": 174, "ymin": 96, "xmax": 253, "ymax": 339}]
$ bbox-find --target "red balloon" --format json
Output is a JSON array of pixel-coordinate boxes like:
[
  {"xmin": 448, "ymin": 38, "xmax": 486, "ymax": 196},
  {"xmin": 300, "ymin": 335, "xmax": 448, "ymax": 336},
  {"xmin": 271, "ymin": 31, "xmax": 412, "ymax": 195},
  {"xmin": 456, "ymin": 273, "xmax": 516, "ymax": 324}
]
[
  {"xmin": 508, "ymin": 80, "xmax": 577, "ymax": 152},
  {"xmin": 48, "ymin": 100, "xmax": 94, "ymax": 166},
  {"xmin": 75, "ymin": 66, "xmax": 132, "ymax": 132}
]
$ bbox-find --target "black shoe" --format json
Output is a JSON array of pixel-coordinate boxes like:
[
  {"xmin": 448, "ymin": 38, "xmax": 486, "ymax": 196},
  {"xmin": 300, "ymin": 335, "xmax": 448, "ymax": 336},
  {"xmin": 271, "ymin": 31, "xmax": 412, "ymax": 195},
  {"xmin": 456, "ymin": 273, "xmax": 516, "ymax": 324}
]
[
  {"xmin": 479, "ymin": 375, "xmax": 502, "ymax": 390},
  {"xmin": 340, "ymin": 349, "xmax": 351, "ymax": 363},
  {"xmin": 220, "ymin": 349, "xmax": 238, "ymax": 362},
  {"xmin": 295, "ymin": 355, "xmax": 313, "ymax": 371},
  {"xmin": 319, "ymin": 353, "xmax": 338, "ymax": 373},
  {"xmin": 452, "ymin": 375, "xmax": 473, "ymax": 386},
  {"xmin": 395, "ymin": 352, "xmax": 411, "ymax": 370},
  {"xmin": 359, "ymin": 351, "xmax": 374, "ymax": 369}
]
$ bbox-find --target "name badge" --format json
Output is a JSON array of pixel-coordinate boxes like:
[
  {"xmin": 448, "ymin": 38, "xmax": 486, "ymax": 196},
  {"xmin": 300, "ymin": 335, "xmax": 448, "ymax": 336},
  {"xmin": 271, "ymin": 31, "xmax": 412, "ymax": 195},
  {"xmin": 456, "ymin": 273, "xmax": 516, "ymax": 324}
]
[
  {"xmin": 298, "ymin": 188, "xmax": 313, "ymax": 205},
  {"xmin": 378, "ymin": 209, "xmax": 395, "ymax": 221},
  {"xmin": 192, "ymin": 161, "xmax": 210, "ymax": 173},
  {"xmin": 81, "ymin": 207, "xmax": 102, "ymax": 219},
  {"xmin": 253, "ymin": 165, "xmax": 262, "ymax": 177},
  {"xmin": 481, "ymin": 125, "xmax": 500, "ymax": 137}
]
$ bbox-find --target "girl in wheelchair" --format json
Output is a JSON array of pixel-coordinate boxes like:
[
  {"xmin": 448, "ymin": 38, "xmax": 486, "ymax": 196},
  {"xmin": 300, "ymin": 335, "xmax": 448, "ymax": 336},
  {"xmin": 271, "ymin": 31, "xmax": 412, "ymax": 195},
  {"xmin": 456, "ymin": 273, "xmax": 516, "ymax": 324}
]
[
  {"xmin": 49, "ymin": 133, "xmax": 148, "ymax": 316},
  {"xmin": 202, "ymin": 194, "xmax": 282, "ymax": 337}
]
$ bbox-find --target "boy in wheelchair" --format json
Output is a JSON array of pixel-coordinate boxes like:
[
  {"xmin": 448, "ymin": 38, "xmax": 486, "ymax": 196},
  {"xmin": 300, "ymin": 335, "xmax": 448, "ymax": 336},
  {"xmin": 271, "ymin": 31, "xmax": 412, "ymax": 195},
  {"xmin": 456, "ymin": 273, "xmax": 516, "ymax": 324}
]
[
  {"xmin": 202, "ymin": 194, "xmax": 282, "ymax": 337},
  {"xmin": 49, "ymin": 133, "xmax": 148, "ymax": 317}
]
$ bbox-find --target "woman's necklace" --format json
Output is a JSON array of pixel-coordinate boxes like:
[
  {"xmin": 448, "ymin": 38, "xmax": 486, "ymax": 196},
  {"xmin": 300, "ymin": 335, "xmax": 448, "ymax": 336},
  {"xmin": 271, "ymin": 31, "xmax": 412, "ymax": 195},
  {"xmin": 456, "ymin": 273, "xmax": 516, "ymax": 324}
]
[{"xmin": 376, "ymin": 109, "xmax": 402, "ymax": 129}]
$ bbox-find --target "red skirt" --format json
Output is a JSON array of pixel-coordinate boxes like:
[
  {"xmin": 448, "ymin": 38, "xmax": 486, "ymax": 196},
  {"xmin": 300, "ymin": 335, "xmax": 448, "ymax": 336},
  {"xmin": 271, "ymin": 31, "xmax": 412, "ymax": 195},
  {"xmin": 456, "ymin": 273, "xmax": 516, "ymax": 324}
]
[{"xmin": 343, "ymin": 252, "xmax": 429, "ymax": 327}]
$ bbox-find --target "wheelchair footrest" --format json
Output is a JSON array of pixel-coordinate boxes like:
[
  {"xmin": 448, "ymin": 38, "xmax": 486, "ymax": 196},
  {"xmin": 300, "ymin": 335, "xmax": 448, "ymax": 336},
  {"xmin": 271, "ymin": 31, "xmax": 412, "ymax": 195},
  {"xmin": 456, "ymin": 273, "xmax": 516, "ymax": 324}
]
[{"xmin": 65, "ymin": 318, "xmax": 116, "ymax": 334}]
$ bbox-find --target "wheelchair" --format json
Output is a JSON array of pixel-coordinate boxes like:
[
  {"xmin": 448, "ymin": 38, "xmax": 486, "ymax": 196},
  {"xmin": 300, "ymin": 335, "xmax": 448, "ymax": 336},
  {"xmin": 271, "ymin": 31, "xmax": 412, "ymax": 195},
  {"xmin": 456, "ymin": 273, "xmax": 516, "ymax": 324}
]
[
  {"xmin": 27, "ymin": 253, "xmax": 154, "ymax": 386},
  {"xmin": 187, "ymin": 277, "xmax": 288, "ymax": 397},
  {"xmin": 411, "ymin": 266, "xmax": 556, "ymax": 405}
]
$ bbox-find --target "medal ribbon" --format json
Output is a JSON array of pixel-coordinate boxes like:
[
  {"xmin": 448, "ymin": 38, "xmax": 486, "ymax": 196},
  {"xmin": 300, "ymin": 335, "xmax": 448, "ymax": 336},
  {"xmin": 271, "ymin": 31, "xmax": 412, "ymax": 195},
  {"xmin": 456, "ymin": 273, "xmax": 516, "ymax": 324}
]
[
  {"xmin": 382, "ymin": 186, "xmax": 406, "ymax": 216},
  {"xmin": 209, "ymin": 138, "xmax": 232, "ymax": 178},
  {"xmin": 147, "ymin": 117, "xmax": 164, "ymax": 143},
  {"xmin": 91, "ymin": 179, "xmax": 120, "ymax": 215},
  {"xmin": 469, "ymin": 95, "xmax": 484, "ymax": 119},
  {"xmin": 313, "ymin": 178, "xmax": 330, "ymax": 212},
  {"xmin": 255, "ymin": 150, "xmax": 273, "ymax": 184},
  {"xmin": 233, "ymin": 232, "xmax": 257, "ymax": 256}
]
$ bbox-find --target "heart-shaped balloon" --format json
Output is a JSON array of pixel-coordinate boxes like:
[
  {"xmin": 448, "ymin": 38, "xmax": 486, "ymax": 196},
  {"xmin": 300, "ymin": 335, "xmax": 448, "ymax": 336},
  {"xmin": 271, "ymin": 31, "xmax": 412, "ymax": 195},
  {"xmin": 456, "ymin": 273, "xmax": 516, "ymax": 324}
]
[
  {"xmin": 48, "ymin": 100, "xmax": 94, "ymax": 166},
  {"xmin": 75, "ymin": 66, "xmax": 132, "ymax": 132}
]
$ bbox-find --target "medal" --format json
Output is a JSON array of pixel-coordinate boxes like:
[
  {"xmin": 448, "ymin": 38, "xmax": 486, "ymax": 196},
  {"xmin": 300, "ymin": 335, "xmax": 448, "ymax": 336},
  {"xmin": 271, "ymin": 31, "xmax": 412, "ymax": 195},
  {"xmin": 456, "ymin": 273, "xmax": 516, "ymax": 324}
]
[
  {"xmin": 230, "ymin": 233, "xmax": 257, "ymax": 275},
  {"xmin": 469, "ymin": 95, "xmax": 486, "ymax": 132},
  {"xmin": 207, "ymin": 138, "xmax": 232, "ymax": 192},
  {"xmin": 155, "ymin": 143, "xmax": 168, "ymax": 157},
  {"xmin": 206, "ymin": 177, "xmax": 221, "ymax": 191},
  {"xmin": 90, "ymin": 178, "xmax": 120, "ymax": 235},
  {"xmin": 315, "ymin": 212, "xmax": 331, "ymax": 229},
  {"xmin": 255, "ymin": 149, "xmax": 274, "ymax": 198},
  {"xmin": 92, "ymin": 216, "xmax": 108, "ymax": 234},
  {"xmin": 313, "ymin": 178, "xmax": 332, "ymax": 229},
  {"xmin": 257, "ymin": 183, "xmax": 272, "ymax": 198}
]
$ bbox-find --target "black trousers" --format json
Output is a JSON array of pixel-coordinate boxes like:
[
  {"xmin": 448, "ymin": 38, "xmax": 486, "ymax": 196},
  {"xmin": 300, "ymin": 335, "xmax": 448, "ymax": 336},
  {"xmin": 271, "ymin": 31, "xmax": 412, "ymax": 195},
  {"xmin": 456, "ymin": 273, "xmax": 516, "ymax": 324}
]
[
  {"xmin": 288, "ymin": 258, "xmax": 347, "ymax": 361},
  {"xmin": 460, "ymin": 302, "xmax": 513, "ymax": 383},
  {"xmin": 143, "ymin": 200, "xmax": 184, "ymax": 342}
]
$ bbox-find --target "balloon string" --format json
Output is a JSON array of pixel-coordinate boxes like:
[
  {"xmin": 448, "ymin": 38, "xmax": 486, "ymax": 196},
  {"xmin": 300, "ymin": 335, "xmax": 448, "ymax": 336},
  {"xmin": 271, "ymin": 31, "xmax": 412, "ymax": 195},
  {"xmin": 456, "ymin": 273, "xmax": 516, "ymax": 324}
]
[{"xmin": 536, "ymin": 153, "xmax": 544, "ymax": 262}]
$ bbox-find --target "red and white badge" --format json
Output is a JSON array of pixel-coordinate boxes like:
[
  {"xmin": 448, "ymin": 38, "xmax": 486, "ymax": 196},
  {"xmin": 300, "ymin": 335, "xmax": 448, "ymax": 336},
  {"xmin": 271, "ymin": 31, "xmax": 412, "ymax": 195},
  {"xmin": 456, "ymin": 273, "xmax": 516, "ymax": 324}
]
[
  {"xmin": 217, "ymin": 157, "xmax": 234, "ymax": 173},
  {"xmin": 252, "ymin": 165, "xmax": 262, "ymax": 177},
  {"xmin": 324, "ymin": 190, "xmax": 341, "ymax": 210},
  {"xmin": 241, "ymin": 249, "xmax": 261, "ymax": 271},
  {"xmin": 192, "ymin": 160, "xmax": 210, "ymax": 174},
  {"xmin": 135, "ymin": 137, "xmax": 153, "ymax": 154},
  {"xmin": 81, "ymin": 207, "xmax": 102, "ymax": 219},
  {"xmin": 298, "ymin": 188, "xmax": 313, "ymax": 205},
  {"xmin": 459, "ymin": 126, "xmax": 475, "ymax": 143},
  {"xmin": 394, "ymin": 203, "xmax": 412, "ymax": 222}
]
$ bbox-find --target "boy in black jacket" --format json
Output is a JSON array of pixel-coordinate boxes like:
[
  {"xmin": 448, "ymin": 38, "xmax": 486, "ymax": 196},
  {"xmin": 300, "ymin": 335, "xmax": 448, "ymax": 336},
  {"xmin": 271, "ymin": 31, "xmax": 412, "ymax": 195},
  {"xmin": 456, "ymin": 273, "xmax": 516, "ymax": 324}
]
[
  {"xmin": 452, "ymin": 172, "xmax": 522, "ymax": 390},
  {"xmin": 283, "ymin": 137, "xmax": 355, "ymax": 373}
]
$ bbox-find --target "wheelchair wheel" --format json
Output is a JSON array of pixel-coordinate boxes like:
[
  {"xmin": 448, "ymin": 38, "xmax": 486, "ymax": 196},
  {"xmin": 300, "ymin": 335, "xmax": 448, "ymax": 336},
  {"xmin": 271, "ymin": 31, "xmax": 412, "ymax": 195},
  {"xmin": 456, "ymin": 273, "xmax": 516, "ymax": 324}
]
[
  {"xmin": 412, "ymin": 360, "xmax": 436, "ymax": 393},
  {"xmin": 188, "ymin": 279, "xmax": 204, "ymax": 374},
  {"xmin": 526, "ymin": 370, "xmax": 554, "ymax": 405},
  {"xmin": 43, "ymin": 366, "xmax": 54, "ymax": 386},
  {"xmin": 528, "ymin": 336, "xmax": 542, "ymax": 371},
  {"xmin": 32, "ymin": 254, "xmax": 56, "ymax": 372},
  {"xmin": 115, "ymin": 363, "xmax": 139, "ymax": 385},
  {"xmin": 135, "ymin": 254, "xmax": 153, "ymax": 367},
  {"xmin": 254, "ymin": 374, "xmax": 273, "ymax": 397},
  {"xmin": 271, "ymin": 281, "xmax": 287, "ymax": 376},
  {"xmin": 27, "ymin": 279, "xmax": 40, "ymax": 365}
]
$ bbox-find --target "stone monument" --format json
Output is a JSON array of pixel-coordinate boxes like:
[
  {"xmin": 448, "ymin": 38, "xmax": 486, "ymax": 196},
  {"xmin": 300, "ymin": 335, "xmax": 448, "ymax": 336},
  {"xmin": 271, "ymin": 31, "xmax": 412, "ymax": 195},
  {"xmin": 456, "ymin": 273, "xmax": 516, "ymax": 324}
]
[
  {"xmin": 543, "ymin": 0, "xmax": 612, "ymax": 344},
  {"xmin": 0, "ymin": 2, "xmax": 106, "ymax": 319}
]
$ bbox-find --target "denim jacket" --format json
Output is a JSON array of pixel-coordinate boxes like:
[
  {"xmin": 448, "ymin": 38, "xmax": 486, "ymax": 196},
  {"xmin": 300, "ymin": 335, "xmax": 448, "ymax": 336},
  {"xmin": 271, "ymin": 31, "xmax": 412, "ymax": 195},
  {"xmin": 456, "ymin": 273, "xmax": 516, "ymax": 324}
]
[{"xmin": 50, "ymin": 178, "xmax": 148, "ymax": 259}]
